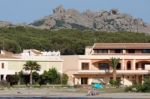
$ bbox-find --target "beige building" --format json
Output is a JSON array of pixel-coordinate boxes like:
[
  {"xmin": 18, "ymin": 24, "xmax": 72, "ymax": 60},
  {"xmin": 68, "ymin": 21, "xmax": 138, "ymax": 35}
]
[
  {"xmin": 0, "ymin": 49, "xmax": 63, "ymax": 81},
  {"xmin": 63, "ymin": 43, "xmax": 150, "ymax": 86},
  {"xmin": 1, "ymin": 43, "xmax": 150, "ymax": 86}
]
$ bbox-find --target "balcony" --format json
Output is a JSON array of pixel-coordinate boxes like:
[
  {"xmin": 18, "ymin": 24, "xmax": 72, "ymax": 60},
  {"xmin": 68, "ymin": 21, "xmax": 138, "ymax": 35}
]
[
  {"xmin": 79, "ymin": 54, "xmax": 150, "ymax": 60},
  {"xmin": 78, "ymin": 70, "xmax": 149, "ymax": 75}
]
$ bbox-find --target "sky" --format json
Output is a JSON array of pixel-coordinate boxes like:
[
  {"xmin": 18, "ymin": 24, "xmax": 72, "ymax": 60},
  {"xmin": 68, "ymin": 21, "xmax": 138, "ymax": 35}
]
[{"xmin": 0, "ymin": 0, "xmax": 149, "ymax": 24}]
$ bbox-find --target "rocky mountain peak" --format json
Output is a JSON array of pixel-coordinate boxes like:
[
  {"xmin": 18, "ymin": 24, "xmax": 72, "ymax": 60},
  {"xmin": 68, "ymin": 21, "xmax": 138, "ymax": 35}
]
[
  {"xmin": 30, "ymin": 6, "xmax": 150, "ymax": 34},
  {"xmin": 110, "ymin": 9, "xmax": 119, "ymax": 15},
  {"xmin": 53, "ymin": 5, "xmax": 66, "ymax": 14}
]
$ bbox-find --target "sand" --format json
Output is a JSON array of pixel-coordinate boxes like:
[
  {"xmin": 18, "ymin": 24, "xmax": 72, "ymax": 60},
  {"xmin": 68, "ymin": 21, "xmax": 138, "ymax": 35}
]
[{"xmin": 0, "ymin": 88, "xmax": 149, "ymax": 99}]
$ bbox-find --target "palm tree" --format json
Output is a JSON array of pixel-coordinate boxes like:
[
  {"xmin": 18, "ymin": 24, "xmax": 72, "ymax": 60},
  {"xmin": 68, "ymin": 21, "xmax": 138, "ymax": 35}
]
[
  {"xmin": 23, "ymin": 61, "xmax": 41, "ymax": 86},
  {"xmin": 109, "ymin": 57, "xmax": 120, "ymax": 81}
]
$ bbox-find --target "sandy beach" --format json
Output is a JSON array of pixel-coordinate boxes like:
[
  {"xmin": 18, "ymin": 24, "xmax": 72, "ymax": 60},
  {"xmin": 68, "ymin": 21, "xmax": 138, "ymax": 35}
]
[{"xmin": 0, "ymin": 88, "xmax": 149, "ymax": 99}]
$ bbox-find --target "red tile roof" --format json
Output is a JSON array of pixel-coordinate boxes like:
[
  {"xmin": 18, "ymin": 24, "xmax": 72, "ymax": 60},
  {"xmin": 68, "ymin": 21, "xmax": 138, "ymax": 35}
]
[{"xmin": 93, "ymin": 43, "xmax": 150, "ymax": 49}]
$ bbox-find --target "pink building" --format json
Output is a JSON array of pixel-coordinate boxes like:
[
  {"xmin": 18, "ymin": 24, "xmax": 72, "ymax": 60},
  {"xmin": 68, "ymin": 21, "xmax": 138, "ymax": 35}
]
[{"xmin": 63, "ymin": 43, "xmax": 150, "ymax": 86}]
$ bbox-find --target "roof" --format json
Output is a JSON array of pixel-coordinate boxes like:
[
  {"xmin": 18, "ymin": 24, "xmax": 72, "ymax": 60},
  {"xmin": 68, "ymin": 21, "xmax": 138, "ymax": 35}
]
[
  {"xmin": 31, "ymin": 49, "xmax": 42, "ymax": 55},
  {"xmin": 0, "ymin": 54, "xmax": 19, "ymax": 59},
  {"xmin": 93, "ymin": 43, "xmax": 150, "ymax": 49},
  {"xmin": 0, "ymin": 50, "xmax": 19, "ymax": 59}
]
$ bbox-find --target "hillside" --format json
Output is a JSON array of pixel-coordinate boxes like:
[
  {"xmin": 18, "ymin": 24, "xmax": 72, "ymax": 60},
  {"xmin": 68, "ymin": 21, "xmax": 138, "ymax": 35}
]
[
  {"xmin": 30, "ymin": 5, "xmax": 150, "ymax": 34},
  {"xmin": 0, "ymin": 27, "xmax": 150, "ymax": 54}
]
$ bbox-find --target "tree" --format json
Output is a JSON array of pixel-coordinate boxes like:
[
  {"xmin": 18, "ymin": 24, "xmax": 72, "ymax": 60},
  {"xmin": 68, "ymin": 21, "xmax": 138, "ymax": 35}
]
[
  {"xmin": 40, "ymin": 68, "xmax": 61, "ymax": 84},
  {"xmin": 23, "ymin": 61, "xmax": 41, "ymax": 86},
  {"xmin": 109, "ymin": 57, "xmax": 120, "ymax": 81},
  {"xmin": 47, "ymin": 68, "xmax": 60, "ymax": 84},
  {"xmin": 18, "ymin": 71, "xmax": 30, "ymax": 85},
  {"xmin": 32, "ymin": 72, "xmax": 40, "ymax": 84},
  {"xmin": 39, "ymin": 72, "xmax": 48, "ymax": 85}
]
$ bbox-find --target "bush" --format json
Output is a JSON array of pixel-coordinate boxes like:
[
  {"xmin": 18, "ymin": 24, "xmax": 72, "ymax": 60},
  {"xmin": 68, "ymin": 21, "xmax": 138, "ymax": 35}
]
[
  {"xmin": 125, "ymin": 85, "xmax": 138, "ymax": 92},
  {"xmin": 39, "ymin": 74, "xmax": 48, "ymax": 85},
  {"xmin": 39, "ymin": 68, "xmax": 69, "ymax": 85},
  {"xmin": 18, "ymin": 71, "xmax": 28, "ymax": 84},
  {"xmin": 137, "ymin": 77, "xmax": 150, "ymax": 92},
  {"xmin": 6, "ymin": 75, "xmax": 19, "ymax": 86},
  {"xmin": 32, "ymin": 72, "xmax": 40, "ymax": 84},
  {"xmin": 39, "ymin": 68, "xmax": 61, "ymax": 85},
  {"xmin": 0, "ymin": 80, "xmax": 10, "ymax": 87},
  {"xmin": 109, "ymin": 80, "xmax": 120, "ymax": 87},
  {"xmin": 125, "ymin": 77, "xmax": 150, "ymax": 92},
  {"xmin": 62, "ymin": 73, "xmax": 68, "ymax": 85}
]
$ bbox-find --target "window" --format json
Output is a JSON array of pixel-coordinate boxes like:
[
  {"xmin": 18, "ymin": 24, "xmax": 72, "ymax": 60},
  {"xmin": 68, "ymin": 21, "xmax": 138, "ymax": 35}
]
[
  {"xmin": 141, "ymin": 64, "xmax": 145, "ymax": 70},
  {"xmin": 142, "ymin": 49, "xmax": 150, "ymax": 53},
  {"xmin": 127, "ymin": 61, "xmax": 131, "ymax": 70},
  {"xmin": 128, "ymin": 49, "xmax": 135, "ymax": 53},
  {"xmin": 115, "ymin": 49, "xmax": 123, "ymax": 53},
  {"xmin": 98, "ymin": 63, "xmax": 109, "ymax": 70},
  {"xmin": 81, "ymin": 77, "xmax": 88, "ymax": 84},
  {"xmin": 116, "ymin": 63, "xmax": 121, "ymax": 70},
  {"xmin": 136, "ymin": 63, "xmax": 138, "ymax": 70},
  {"xmin": 1, "ymin": 63, "xmax": 4, "ymax": 69},
  {"xmin": 94, "ymin": 49, "xmax": 108, "ymax": 53},
  {"xmin": 81, "ymin": 63, "xmax": 89, "ymax": 70}
]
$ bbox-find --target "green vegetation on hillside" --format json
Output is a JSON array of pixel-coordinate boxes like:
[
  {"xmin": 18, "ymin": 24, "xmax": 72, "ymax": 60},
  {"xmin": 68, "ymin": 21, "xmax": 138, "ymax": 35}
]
[{"xmin": 0, "ymin": 26, "xmax": 150, "ymax": 54}]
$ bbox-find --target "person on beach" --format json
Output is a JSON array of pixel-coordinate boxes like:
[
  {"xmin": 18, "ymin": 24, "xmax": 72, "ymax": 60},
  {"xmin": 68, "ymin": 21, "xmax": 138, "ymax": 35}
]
[{"xmin": 87, "ymin": 87, "xmax": 100, "ymax": 96}]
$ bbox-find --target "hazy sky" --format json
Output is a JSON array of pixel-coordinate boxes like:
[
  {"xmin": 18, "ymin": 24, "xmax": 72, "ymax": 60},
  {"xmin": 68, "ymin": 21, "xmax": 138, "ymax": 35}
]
[{"xmin": 0, "ymin": 0, "xmax": 149, "ymax": 24}]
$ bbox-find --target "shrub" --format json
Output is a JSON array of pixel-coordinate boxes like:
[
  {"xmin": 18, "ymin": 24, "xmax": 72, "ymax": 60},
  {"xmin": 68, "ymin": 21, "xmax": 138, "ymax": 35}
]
[
  {"xmin": 137, "ymin": 77, "xmax": 150, "ymax": 92},
  {"xmin": 0, "ymin": 80, "xmax": 10, "ymax": 87},
  {"xmin": 32, "ymin": 72, "xmax": 40, "ymax": 84},
  {"xmin": 125, "ymin": 85, "xmax": 138, "ymax": 92},
  {"xmin": 18, "ymin": 71, "xmax": 30, "ymax": 85},
  {"xmin": 62, "ymin": 73, "xmax": 68, "ymax": 85},
  {"xmin": 39, "ymin": 73, "xmax": 48, "ymax": 85},
  {"xmin": 6, "ymin": 75, "xmax": 19, "ymax": 86},
  {"xmin": 109, "ymin": 79, "xmax": 120, "ymax": 87},
  {"xmin": 39, "ymin": 68, "xmax": 69, "ymax": 85},
  {"xmin": 125, "ymin": 77, "xmax": 150, "ymax": 92}
]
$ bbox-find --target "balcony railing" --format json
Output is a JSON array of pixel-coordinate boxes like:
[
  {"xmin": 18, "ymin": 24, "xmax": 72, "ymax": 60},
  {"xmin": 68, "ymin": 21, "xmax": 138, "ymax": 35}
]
[
  {"xmin": 78, "ymin": 70, "xmax": 149, "ymax": 75},
  {"xmin": 92, "ymin": 53, "xmax": 150, "ymax": 55}
]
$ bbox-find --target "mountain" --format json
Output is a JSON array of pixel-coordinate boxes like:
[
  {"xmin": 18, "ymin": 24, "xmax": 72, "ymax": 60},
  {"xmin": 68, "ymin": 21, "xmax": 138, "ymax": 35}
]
[
  {"xmin": 30, "ymin": 5, "xmax": 150, "ymax": 34},
  {"xmin": 0, "ymin": 21, "xmax": 13, "ymax": 28}
]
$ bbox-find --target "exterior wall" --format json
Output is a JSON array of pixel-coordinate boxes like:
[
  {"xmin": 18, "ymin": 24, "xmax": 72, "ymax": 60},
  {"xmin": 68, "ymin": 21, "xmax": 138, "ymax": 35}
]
[
  {"xmin": 7, "ymin": 61, "xmax": 24, "ymax": 73},
  {"xmin": 145, "ymin": 64, "xmax": 150, "ymax": 70},
  {"xmin": 74, "ymin": 54, "xmax": 150, "ymax": 86},
  {"xmin": 0, "ymin": 59, "xmax": 63, "ymax": 81},
  {"xmin": 6, "ymin": 60, "xmax": 63, "ymax": 74},
  {"xmin": 61, "ymin": 55, "xmax": 79, "ymax": 73},
  {"xmin": 85, "ymin": 46, "xmax": 92, "ymax": 55},
  {"xmin": 0, "ymin": 61, "xmax": 14, "ymax": 80},
  {"xmin": 61, "ymin": 55, "xmax": 79, "ymax": 86}
]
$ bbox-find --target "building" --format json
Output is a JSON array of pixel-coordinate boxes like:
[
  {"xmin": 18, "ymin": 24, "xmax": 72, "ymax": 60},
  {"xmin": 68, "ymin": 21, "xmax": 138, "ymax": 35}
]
[
  {"xmin": 0, "ymin": 49, "xmax": 63, "ymax": 81},
  {"xmin": 61, "ymin": 55, "xmax": 79, "ymax": 86},
  {"xmin": 63, "ymin": 43, "xmax": 150, "ymax": 86},
  {"xmin": 1, "ymin": 43, "xmax": 150, "ymax": 86}
]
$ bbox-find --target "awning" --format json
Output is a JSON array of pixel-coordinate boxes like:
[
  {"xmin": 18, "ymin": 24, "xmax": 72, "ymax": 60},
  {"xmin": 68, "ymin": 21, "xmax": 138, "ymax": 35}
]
[{"xmin": 92, "ymin": 59, "xmax": 109, "ymax": 64}]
